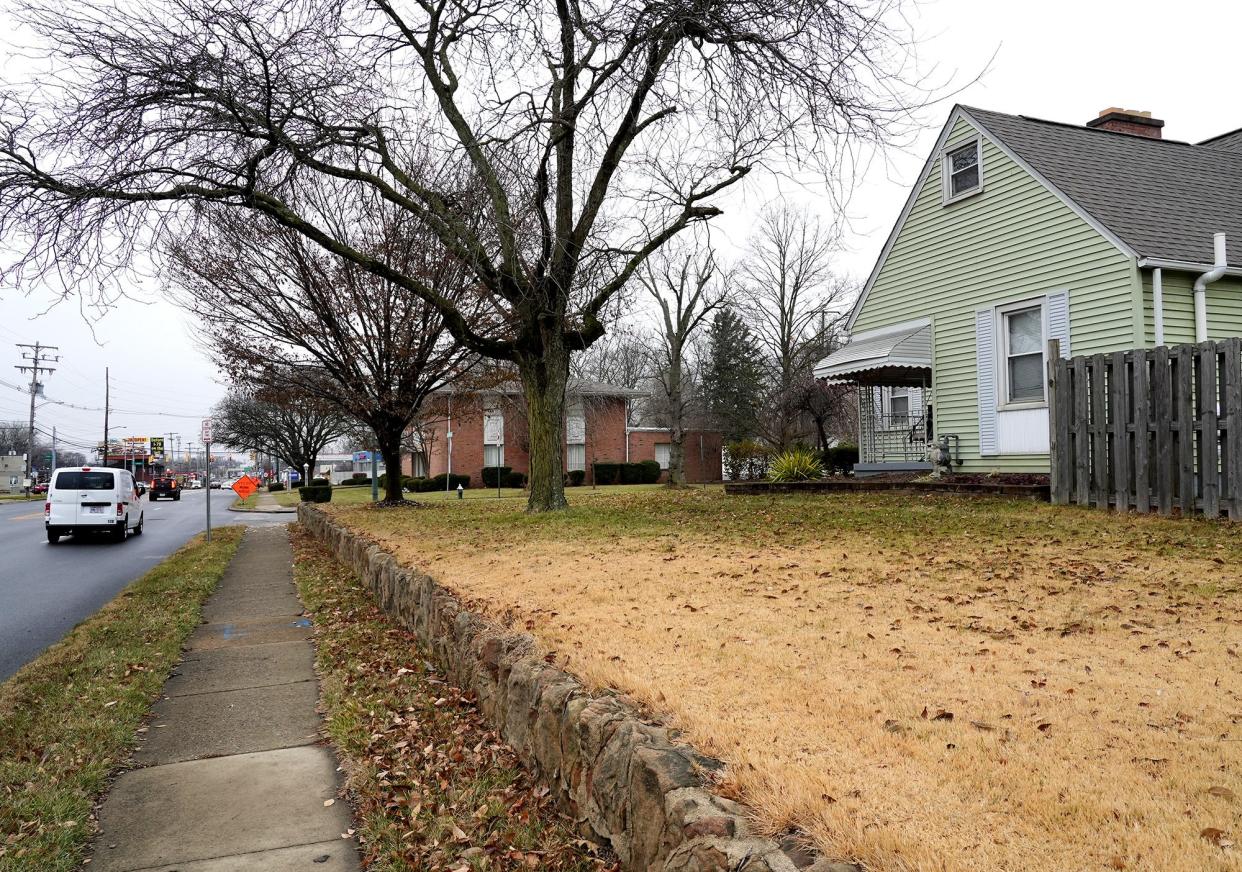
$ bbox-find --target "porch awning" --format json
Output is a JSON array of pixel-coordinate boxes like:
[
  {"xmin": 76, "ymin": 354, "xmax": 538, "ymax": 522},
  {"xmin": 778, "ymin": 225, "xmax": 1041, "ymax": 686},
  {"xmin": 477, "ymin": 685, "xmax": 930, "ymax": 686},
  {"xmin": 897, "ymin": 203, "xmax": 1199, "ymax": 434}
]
[{"xmin": 814, "ymin": 321, "xmax": 931, "ymax": 387}]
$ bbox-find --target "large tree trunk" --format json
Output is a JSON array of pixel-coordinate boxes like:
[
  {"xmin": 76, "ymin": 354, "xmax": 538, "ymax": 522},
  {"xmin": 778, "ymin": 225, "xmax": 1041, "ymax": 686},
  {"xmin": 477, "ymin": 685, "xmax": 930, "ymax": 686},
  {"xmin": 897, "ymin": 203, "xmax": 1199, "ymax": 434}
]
[
  {"xmin": 518, "ymin": 342, "xmax": 569, "ymax": 513},
  {"xmin": 375, "ymin": 421, "xmax": 406, "ymax": 503},
  {"xmin": 667, "ymin": 355, "xmax": 688, "ymax": 486}
]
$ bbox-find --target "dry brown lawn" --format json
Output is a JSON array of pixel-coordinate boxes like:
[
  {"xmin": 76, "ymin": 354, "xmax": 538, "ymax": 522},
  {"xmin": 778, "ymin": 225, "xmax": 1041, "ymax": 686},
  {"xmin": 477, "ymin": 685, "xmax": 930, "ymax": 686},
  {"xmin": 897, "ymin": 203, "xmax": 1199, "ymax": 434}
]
[{"xmin": 330, "ymin": 489, "xmax": 1242, "ymax": 872}]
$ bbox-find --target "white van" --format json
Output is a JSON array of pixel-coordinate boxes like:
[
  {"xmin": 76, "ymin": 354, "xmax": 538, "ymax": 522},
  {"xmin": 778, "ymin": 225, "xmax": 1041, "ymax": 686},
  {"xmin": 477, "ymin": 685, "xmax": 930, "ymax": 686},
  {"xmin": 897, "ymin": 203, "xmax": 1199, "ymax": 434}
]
[{"xmin": 45, "ymin": 467, "xmax": 145, "ymax": 544}]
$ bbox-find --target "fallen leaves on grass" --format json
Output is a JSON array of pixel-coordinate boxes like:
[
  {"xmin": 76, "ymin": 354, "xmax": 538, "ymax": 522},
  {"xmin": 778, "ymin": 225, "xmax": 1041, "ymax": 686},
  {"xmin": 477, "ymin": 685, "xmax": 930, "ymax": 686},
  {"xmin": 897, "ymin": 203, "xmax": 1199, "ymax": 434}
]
[{"xmin": 291, "ymin": 527, "xmax": 616, "ymax": 872}]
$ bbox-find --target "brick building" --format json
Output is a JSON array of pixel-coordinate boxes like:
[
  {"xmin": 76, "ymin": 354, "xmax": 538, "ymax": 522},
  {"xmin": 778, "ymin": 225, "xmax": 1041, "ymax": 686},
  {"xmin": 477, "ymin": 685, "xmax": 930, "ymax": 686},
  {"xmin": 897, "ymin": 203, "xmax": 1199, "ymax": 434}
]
[
  {"xmin": 626, "ymin": 427, "xmax": 722, "ymax": 483},
  {"xmin": 404, "ymin": 380, "xmax": 722, "ymax": 486}
]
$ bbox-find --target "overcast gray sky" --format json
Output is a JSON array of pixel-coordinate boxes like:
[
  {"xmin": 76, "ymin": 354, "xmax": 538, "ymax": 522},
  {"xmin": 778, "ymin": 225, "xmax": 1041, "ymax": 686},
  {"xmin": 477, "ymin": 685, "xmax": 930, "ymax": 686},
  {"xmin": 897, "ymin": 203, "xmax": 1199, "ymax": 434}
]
[{"xmin": 0, "ymin": 0, "xmax": 1234, "ymax": 455}]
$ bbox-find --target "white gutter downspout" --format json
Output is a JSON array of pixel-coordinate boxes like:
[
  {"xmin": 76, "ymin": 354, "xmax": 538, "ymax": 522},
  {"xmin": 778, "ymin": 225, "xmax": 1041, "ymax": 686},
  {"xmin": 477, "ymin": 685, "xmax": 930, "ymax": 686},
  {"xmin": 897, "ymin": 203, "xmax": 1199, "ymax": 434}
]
[
  {"xmin": 1193, "ymin": 233, "xmax": 1228, "ymax": 342},
  {"xmin": 1152, "ymin": 268, "xmax": 1165, "ymax": 346}
]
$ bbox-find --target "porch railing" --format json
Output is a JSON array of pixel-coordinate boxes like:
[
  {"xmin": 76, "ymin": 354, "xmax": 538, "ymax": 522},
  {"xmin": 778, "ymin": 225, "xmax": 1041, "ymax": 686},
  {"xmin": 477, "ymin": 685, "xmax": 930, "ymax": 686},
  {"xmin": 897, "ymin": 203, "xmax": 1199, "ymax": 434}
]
[{"xmin": 862, "ymin": 412, "xmax": 928, "ymax": 463}]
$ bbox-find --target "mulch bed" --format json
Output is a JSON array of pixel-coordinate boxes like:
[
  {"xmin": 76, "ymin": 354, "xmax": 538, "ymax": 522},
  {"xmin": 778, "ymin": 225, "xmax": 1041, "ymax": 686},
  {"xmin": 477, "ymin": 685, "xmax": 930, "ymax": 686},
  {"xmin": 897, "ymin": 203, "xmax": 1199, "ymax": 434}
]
[{"xmin": 725, "ymin": 473, "xmax": 1050, "ymax": 500}]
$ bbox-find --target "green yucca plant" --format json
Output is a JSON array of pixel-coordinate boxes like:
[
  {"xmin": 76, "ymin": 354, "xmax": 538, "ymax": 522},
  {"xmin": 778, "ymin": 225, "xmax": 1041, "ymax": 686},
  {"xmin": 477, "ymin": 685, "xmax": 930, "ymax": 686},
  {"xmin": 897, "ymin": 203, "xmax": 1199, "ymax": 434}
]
[{"xmin": 768, "ymin": 447, "xmax": 824, "ymax": 482}]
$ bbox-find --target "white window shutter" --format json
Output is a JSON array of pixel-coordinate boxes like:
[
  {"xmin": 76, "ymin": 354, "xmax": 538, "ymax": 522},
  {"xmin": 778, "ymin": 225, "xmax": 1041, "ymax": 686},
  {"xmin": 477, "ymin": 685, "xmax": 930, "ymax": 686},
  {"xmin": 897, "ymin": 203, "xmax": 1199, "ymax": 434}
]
[
  {"xmin": 975, "ymin": 309, "xmax": 998, "ymax": 456},
  {"xmin": 1046, "ymin": 291, "xmax": 1070, "ymax": 358}
]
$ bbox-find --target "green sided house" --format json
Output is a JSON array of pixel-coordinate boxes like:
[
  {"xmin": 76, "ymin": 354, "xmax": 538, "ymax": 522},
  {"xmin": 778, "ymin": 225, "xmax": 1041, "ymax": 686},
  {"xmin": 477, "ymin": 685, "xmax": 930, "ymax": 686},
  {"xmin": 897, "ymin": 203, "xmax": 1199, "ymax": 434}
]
[{"xmin": 816, "ymin": 105, "xmax": 1242, "ymax": 475}]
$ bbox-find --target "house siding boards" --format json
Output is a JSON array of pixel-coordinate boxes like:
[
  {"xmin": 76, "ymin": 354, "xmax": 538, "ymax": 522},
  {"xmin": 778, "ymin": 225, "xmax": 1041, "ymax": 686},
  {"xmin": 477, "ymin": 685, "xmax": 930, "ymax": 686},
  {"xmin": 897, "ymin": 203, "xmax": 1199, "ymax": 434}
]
[
  {"xmin": 1141, "ymin": 272, "xmax": 1242, "ymax": 345},
  {"xmin": 852, "ymin": 114, "xmax": 1136, "ymax": 472}
]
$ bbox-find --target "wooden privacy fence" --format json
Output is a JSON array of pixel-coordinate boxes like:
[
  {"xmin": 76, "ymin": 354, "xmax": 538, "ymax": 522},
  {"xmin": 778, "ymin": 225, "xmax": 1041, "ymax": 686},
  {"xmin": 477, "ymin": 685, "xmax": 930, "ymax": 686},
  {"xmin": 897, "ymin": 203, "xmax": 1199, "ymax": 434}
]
[{"xmin": 1048, "ymin": 337, "xmax": 1242, "ymax": 518}]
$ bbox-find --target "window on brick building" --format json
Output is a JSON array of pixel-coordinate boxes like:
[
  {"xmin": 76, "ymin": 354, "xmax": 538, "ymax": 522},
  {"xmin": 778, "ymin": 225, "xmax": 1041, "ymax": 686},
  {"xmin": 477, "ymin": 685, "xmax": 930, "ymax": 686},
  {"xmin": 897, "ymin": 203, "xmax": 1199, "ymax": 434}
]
[
  {"xmin": 565, "ymin": 398, "xmax": 586, "ymax": 471},
  {"xmin": 654, "ymin": 443, "xmax": 671, "ymax": 469},
  {"xmin": 483, "ymin": 408, "xmax": 504, "ymax": 467}
]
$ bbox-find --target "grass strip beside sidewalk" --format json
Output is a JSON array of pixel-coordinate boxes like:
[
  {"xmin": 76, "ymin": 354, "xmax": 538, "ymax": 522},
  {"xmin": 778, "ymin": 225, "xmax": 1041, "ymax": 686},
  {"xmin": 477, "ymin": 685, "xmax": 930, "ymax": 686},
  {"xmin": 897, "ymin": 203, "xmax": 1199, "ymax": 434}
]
[
  {"xmin": 290, "ymin": 526, "xmax": 616, "ymax": 872},
  {"xmin": 0, "ymin": 527, "xmax": 244, "ymax": 871}
]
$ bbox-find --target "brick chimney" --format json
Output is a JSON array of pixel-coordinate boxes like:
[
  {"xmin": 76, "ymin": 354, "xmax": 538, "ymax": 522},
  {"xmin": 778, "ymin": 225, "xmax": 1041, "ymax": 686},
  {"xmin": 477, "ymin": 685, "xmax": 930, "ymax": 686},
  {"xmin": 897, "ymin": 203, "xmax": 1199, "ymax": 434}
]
[{"xmin": 1086, "ymin": 107, "xmax": 1164, "ymax": 139}]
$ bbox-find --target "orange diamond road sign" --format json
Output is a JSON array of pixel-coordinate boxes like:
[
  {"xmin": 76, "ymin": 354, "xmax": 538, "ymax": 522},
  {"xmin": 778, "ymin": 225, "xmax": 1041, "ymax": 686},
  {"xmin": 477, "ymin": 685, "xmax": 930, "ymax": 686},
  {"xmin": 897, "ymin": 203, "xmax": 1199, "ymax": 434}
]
[{"xmin": 231, "ymin": 476, "xmax": 258, "ymax": 500}]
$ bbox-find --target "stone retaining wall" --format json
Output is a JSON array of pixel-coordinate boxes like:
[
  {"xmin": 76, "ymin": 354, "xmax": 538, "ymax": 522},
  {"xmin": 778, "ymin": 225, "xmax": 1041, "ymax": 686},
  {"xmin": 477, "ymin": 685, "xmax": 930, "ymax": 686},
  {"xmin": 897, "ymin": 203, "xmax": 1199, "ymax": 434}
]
[{"xmin": 299, "ymin": 505, "xmax": 855, "ymax": 872}]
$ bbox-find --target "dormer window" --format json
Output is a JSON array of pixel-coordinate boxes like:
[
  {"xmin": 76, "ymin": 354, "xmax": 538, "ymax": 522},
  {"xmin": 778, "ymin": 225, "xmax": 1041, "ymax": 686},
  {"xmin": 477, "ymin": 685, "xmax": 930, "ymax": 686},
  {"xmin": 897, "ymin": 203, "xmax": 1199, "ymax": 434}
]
[{"xmin": 942, "ymin": 139, "xmax": 982, "ymax": 203}]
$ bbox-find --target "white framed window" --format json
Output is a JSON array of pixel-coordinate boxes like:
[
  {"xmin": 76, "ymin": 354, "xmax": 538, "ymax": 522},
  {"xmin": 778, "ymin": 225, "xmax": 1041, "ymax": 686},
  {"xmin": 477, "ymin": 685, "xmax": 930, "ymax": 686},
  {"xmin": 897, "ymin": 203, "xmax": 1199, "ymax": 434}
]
[
  {"xmin": 942, "ymin": 138, "xmax": 982, "ymax": 203},
  {"xmin": 654, "ymin": 444, "xmax": 671, "ymax": 469},
  {"xmin": 889, "ymin": 387, "xmax": 910, "ymax": 420},
  {"xmin": 997, "ymin": 300, "xmax": 1046, "ymax": 407},
  {"xmin": 483, "ymin": 409, "xmax": 504, "ymax": 467},
  {"xmin": 565, "ymin": 398, "xmax": 586, "ymax": 472}
]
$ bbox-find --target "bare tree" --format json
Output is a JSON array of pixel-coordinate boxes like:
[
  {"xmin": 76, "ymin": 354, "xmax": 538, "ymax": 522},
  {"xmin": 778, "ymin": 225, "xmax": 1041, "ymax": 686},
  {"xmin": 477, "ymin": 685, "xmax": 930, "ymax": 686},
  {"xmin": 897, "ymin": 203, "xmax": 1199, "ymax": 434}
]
[
  {"xmin": 0, "ymin": 0, "xmax": 926, "ymax": 510},
  {"xmin": 167, "ymin": 196, "xmax": 473, "ymax": 504},
  {"xmin": 639, "ymin": 243, "xmax": 729, "ymax": 484},
  {"xmin": 212, "ymin": 388, "xmax": 348, "ymax": 481},
  {"xmin": 570, "ymin": 330, "xmax": 653, "ymax": 425},
  {"xmin": 787, "ymin": 373, "xmax": 857, "ymax": 452},
  {"xmin": 740, "ymin": 206, "xmax": 854, "ymax": 449},
  {"xmin": 0, "ymin": 422, "xmax": 26, "ymax": 456}
]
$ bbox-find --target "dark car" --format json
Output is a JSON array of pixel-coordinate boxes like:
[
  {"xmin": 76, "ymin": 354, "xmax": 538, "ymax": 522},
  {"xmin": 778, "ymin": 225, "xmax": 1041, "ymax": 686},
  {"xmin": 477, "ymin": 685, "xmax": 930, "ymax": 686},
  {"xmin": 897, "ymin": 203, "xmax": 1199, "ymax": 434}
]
[{"xmin": 150, "ymin": 476, "xmax": 181, "ymax": 501}]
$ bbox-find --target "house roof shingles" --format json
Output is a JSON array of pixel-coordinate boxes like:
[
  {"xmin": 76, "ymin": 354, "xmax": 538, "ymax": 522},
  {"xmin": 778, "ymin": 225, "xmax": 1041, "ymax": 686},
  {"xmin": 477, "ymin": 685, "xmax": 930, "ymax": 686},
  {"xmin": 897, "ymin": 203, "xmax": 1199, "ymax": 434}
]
[{"xmin": 965, "ymin": 106, "xmax": 1242, "ymax": 268}]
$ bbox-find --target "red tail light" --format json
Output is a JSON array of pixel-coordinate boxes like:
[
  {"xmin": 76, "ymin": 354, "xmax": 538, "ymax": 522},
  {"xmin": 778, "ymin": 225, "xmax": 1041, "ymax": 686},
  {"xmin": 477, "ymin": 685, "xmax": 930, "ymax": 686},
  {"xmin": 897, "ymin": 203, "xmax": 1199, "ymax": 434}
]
[
  {"xmin": 116, "ymin": 502, "xmax": 124, "ymax": 517},
  {"xmin": 44, "ymin": 502, "xmax": 50, "ymax": 517}
]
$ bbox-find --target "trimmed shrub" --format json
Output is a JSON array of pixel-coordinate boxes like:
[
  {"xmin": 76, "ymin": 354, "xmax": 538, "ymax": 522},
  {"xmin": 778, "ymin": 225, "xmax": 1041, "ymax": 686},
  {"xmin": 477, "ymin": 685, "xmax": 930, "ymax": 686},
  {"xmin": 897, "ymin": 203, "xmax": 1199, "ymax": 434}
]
[
  {"xmin": 298, "ymin": 485, "xmax": 333, "ymax": 503},
  {"xmin": 413, "ymin": 472, "xmax": 471, "ymax": 492},
  {"xmin": 592, "ymin": 462, "xmax": 622, "ymax": 485},
  {"xmin": 310, "ymin": 477, "xmax": 331, "ymax": 487},
  {"xmin": 823, "ymin": 444, "xmax": 860, "ymax": 475},
  {"xmin": 566, "ymin": 469, "xmax": 586, "ymax": 486},
  {"xmin": 724, "ymin": 439, "xmax": 772, "ymax": 480},
  {"xmin": 503, "ymin": 471, "xmax": 526, "ymax": 488},
  {"xmin": 769, "ymin": 447, "xmax": 824, "ymax": 483},
  {"xmin": 350, "ymin": 472, "xmax": 367, "ymax": 482},
  {"xmin": 345, "ymin": 477, "xmax": 371, "ymax": 487},
  {"xmin": 481, "ymin": 466, "xmax": 512, "ymax": 488},
  {"xmin": 401, "ymin": 476, "xmax": 422, "ymax": 491},
  {"xmin": 638, "ymin": 459, "xmax": 662, "ymax": 483},
  {"xmin": 267, "ymin": 482, "xmax": 286, "ymax": 492},
  {"xmin": 593, "ymin": 461, "xmax": 660, "ymax": 485}
]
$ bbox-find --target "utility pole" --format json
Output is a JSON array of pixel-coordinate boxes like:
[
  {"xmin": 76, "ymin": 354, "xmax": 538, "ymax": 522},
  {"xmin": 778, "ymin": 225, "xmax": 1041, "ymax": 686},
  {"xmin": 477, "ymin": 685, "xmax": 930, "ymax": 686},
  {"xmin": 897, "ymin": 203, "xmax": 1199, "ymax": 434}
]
[
  {"xmin": 15, "ymin": 342, "xmax": 59, "ymax": 495},
  {"xmin": 102, "ymin": 366, "xmax": 110, "ymax": 466},
  {"xmin": 51, "ymin": 426, "xmax": 57, "ymax": 470}
]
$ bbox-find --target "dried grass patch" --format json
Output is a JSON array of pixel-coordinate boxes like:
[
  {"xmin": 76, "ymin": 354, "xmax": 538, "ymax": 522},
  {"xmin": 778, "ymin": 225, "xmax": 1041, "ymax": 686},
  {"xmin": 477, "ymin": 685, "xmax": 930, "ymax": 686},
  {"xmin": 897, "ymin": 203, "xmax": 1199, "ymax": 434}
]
[{"xmin": 333, "ymin": 491, "xmax": 1242, "ymax": 872}]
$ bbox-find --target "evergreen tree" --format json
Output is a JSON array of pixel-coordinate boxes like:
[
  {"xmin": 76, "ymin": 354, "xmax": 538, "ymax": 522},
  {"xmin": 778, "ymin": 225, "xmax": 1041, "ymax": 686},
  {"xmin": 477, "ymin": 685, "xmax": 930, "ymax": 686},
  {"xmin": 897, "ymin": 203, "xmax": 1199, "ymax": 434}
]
[{"xmin": 700, "ymin": 309, "xmax": 765, "ymax": 443}]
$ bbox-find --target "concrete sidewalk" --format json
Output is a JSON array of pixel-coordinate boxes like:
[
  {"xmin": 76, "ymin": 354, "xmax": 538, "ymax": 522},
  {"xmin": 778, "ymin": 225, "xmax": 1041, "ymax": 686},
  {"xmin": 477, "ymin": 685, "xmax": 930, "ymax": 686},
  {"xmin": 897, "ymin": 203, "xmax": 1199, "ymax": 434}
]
[{"xmin": 88, "ymin": 526, "xmax": 359, "ymax": 872}]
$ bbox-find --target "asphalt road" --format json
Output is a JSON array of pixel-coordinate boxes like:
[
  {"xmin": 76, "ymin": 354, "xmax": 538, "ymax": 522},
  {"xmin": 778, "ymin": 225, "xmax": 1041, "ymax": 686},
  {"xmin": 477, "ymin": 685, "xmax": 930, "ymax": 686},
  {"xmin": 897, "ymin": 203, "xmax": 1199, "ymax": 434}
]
[{"xmin": 0, "ymin": 489, "xmax": 289, "ymax": 681}]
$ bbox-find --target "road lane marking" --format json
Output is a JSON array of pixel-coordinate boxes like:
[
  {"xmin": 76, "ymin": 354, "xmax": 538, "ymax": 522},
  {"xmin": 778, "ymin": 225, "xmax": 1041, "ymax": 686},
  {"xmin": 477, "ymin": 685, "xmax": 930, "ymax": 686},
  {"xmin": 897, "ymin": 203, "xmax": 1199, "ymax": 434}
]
[{"xmin": 9, "ymin": 512, "xmax": 42, "ymax": 521}]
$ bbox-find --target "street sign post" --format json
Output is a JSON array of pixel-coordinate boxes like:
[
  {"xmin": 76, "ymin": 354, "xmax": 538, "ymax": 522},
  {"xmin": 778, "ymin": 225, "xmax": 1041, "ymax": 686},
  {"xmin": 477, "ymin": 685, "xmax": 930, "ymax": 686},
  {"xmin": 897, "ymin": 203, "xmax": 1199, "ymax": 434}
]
[{"xmin": 201, "ymin": 418, "xmax": 213, "ymax": 543}]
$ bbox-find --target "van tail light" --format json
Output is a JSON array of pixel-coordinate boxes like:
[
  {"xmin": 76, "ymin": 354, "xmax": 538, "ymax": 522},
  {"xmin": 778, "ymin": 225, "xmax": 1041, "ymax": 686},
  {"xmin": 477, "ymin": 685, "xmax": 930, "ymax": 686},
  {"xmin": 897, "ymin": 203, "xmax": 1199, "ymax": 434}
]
[
  {"xmin": 44, "ymin": 502, "xmax": 50, "ymax": 517},
  {"xmin": 117, "ymin": 502, "xmax": 124, "ymax": 517}
]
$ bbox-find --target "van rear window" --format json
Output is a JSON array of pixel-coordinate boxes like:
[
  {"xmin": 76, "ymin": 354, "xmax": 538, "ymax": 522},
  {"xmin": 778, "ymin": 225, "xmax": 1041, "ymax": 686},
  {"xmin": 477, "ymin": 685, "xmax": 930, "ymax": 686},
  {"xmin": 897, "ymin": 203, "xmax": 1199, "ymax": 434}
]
[{"xmin": 55, "ymin": 471, "xmax": 116, "ymax": 490}]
